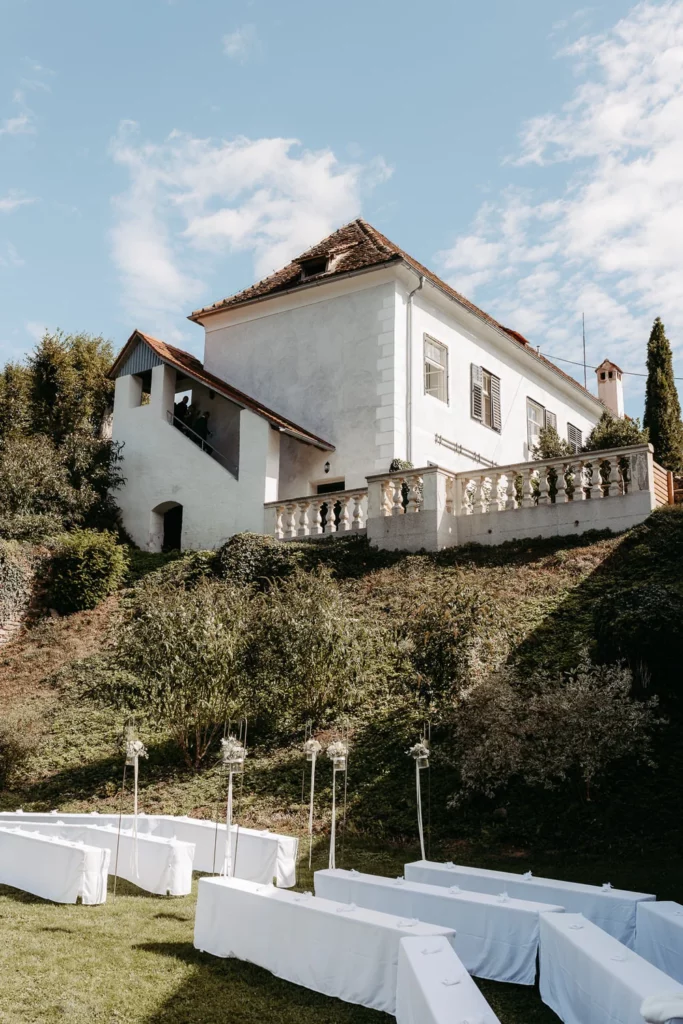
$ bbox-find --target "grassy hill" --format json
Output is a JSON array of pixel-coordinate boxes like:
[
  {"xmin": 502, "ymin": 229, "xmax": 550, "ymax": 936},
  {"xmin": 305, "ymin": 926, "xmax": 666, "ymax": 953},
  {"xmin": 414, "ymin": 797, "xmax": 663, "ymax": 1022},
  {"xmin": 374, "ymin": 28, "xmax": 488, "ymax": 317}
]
[{"xmin": 0, "ymin": 510, "xmax": 681, "ymax": 1024}]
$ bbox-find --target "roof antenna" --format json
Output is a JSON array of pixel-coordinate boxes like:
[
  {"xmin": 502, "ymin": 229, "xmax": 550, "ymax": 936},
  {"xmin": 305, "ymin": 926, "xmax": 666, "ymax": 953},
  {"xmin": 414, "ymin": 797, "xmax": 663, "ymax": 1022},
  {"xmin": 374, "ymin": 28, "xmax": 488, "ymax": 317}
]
[{"xmin": 582, "ymin": 312, "xmax": 587, "ymax": 389}]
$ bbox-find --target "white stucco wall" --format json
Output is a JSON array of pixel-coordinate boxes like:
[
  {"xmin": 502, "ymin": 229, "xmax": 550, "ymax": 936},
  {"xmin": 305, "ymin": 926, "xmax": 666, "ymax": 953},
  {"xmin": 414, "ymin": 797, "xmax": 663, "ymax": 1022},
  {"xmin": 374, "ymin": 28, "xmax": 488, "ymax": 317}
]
[
  {"xmin": 399, "ymin": 280, "xmax": 603, "ymax": 473},
  {"xmin": 201, "ymin": 274, "xmax": 397, "ymax": 495},
  {"xmin": 112, "ymin": 365, "xmax": 280, "ymax": 550}
]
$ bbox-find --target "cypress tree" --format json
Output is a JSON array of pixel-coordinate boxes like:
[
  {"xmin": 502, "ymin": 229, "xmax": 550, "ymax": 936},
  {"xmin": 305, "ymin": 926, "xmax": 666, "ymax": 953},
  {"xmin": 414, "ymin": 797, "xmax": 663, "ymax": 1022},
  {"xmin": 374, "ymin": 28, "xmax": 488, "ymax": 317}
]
[{"xmin": 643, "ymin": 317, "xmax": 683, "ymax": 471}]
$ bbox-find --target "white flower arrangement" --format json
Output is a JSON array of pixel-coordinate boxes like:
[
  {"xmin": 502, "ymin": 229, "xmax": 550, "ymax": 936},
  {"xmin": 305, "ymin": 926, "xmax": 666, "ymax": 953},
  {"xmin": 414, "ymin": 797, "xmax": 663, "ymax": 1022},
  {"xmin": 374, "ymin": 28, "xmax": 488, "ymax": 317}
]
[
  {"xmin": 327, "ymin": 740, "xmax": 348, "ymax": 771},
  {"xmin": 407, "ymin": 741, "xmax": 430, "ymax": 769},
  {"xmin": 303, "ymin": 738, "xmax": 322, "ymax": 761},
  {"xmin": 125, "ymin": 737, "xmax": 148, "ymax": 765},
  {"xmin": 221, "ymin": 735, "xmax": 247, "ymax": 769}
]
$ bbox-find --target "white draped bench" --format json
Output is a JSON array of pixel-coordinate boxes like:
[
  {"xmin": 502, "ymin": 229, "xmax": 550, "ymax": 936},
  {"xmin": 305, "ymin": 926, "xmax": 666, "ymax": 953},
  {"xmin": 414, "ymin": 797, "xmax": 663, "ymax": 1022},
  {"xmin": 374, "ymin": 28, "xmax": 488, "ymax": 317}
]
[
  {"xmin": 406, "ymin": 860, "xmax": 655, "ymax": 947},
  {"xmin": 636, "ymin": 902, "xmax": 683, "ymax": 985},
  {"xmin": 0, "ymin": 826, "xmax": 109, "ymax": 904},
  {"xmin": 193, "ymin": 876, "xmax": 456, "ymax": 1014},
  {"xmin": 315, "ymin": 867, "xmax": 564, "ymax": 985},
  {"xmin": 397, "ymin": 935, "xmax": 501, "ymax": 1024},
  {"xmin": 11, "ymin": 821, "xmax": 195, "ymax": 896},
  {"xmin": 0, "ymin": 812, "xmax": 298, "ymax": 887},
  {"xmin": 539, "ymin": 912, "xmax": 683, "ymax": 1024}
]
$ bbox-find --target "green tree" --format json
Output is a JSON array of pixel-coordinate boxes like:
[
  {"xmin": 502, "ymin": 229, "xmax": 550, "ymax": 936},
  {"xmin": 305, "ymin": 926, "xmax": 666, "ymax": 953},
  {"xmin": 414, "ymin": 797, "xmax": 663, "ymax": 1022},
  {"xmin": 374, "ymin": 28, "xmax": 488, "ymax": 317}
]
[
  {"xmin": 28, "ymin": 331, "xmax": 114, "ymax": 442},
  {"xmin": 643, "ymin": 318, "xmax": 683, "ymax": 471},
  {"xmin": 0, "ymin": 363, "xmax": 31, "ymax": 441},
  {"xmin": 583, "ymin": 411, "xmax": 648, "ymax": 453},
  {"xmin": 531, "ymin": 425, "xmax": 573, "ymax": 460}
]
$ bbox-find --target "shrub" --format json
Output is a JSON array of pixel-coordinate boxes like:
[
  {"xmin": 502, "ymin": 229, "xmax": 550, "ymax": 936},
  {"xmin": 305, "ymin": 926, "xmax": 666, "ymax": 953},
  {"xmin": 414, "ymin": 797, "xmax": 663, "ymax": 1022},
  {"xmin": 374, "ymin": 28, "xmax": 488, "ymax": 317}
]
[
  {"xmin": 583, "ymin": 411, "xmax": 648, "ymax": 453},
  {"xmin": 594, "ymin": 583, "xmax": 683, "ymax": 691},
  {"xmin": 244, "ymin": 568, "xmax": 391, "ymax": 734},
  {"xmin": 445, "ymin": 658, "xmax": 660, "ymax": 805},
  {"xmin": 46, "ymin": 530, "xmax": 128, "ymax": 614},
  {"xmin": 0, "ymin": 541, "xmax": 34, "ymax": 629},
  {"xmin": 214, "ymin": 532, "xmax": 300, "ymax": 588},
  {"xmin": 108, "ymin": 579, "xmax": 251, "ymax": 768},
  {"xmin": 0, "ymin": 714, "xmax": 41, "ymax": 789}
]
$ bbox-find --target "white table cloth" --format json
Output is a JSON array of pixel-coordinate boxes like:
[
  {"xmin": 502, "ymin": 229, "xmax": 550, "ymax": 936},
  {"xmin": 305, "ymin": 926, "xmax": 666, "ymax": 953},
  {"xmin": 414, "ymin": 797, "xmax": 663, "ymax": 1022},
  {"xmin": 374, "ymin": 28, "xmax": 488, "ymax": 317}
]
[
  {"xmin": 194, "ymin": 875, "xmax": 456, "ymax": 1014},
  {"xmin": 406, "ymin": 860, "xmax": 655, "ymax": 947},
  {"xmin": 397, "ymin": 935, "xmax": 501, "ymax": 1024},
  {"xmin": 315, "ymin": 868, "xmax": 564, "ymax": 985},
  {"xmin": 0, "ymin": 812, "xmax": 298, "ymax": 888},
  {"xmin": 539, "ymin": 912, "xmax": 683, "ymax": 1024},
  {"xmin": 636, "ymin": 903, "xmax": 683, "ymax": 985},
  {"xmin": 0, "ymin": 826, "xmax": 109, "ymax": 904},
  {"xmin": 10, "ymin": 822, "xmax": 194, "ymax": 896}
]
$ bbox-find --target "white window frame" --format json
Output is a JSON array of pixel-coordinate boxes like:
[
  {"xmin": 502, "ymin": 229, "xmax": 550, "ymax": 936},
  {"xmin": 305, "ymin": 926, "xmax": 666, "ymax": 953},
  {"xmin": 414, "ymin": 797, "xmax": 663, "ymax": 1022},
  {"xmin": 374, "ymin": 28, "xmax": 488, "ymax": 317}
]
[
  {"xmin": 423, "ymin": 335, "xmax": 448, "ymax": 404},
  {"xmin": 526, "ymin": 398, "xmax": 545, "ymax": 448}
]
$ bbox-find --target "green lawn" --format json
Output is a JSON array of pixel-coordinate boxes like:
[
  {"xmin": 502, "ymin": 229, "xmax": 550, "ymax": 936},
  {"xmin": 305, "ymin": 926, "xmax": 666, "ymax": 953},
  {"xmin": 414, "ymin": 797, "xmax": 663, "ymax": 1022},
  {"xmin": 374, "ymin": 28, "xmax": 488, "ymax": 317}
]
[{"xmin": 0, "ymin": 837, "xmax": 565, "ymax": 1024}]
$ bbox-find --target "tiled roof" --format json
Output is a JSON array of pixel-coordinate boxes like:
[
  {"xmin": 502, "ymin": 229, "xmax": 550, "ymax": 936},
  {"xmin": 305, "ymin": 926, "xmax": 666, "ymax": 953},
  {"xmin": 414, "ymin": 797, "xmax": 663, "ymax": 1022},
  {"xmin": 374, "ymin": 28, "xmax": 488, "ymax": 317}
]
[
  {"xmin": 188, "ymin": 218, "xmax": 601, "ymax": 405},
  {"xmin": 109, "ymin": 330, "xmax": 335, "ymax": 451}
]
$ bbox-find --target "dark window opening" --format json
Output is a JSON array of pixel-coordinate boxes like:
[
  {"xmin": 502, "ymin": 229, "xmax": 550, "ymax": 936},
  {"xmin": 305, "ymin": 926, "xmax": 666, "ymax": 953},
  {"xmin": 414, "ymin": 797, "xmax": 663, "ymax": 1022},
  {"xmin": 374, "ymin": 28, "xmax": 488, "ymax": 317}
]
[
  {"xmin": 133, "ymin": 369, "xmax": 152, "ymax": 406},
  {"xmin": 299, "ymin": 256, "xmax": 328, "ymax": 279},
  {"xmin": 162, "ymin": 505, "xmax": 183, "ymax": 552},
  {"xmin": 316, "ymin": 481, "xmax": 345, "ymax": 495}
]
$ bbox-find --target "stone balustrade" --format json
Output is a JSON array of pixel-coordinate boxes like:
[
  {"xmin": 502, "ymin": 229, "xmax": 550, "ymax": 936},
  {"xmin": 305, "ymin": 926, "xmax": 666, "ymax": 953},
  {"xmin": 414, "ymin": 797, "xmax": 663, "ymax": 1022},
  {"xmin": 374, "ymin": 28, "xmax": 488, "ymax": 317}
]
[
  {"xmin": 264, "ymin": 488, "xmax": 368, "ymax": 540},
  {"xmin": 264, "ymin": 444, "xmax": 659, "ymax": 550}
]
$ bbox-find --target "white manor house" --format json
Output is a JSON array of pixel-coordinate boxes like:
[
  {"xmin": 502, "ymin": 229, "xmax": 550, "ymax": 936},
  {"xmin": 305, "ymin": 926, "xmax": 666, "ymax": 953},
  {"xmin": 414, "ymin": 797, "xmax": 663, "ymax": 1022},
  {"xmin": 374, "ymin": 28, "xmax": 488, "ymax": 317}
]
[{"xmin": 110, "ymin": 219, "xmax": 669, "ymax": 553}]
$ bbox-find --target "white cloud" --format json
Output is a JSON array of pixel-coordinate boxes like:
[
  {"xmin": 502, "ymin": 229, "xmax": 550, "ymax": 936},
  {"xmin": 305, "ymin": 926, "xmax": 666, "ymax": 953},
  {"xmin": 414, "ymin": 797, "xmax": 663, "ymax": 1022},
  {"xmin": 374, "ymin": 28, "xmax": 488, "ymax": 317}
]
[
  {"xmin": 222, "ymin": 25, "xmax": 259, "ymax": 63},
  {"xmin": 0, "ymin": 113, "xmax": 33, "ymax": 137},
  {"xmin": 109, "ymin": 122, "xmax": 391, "ymax": 337},
  {"xmin": 0, "ymin": 190, "xmax": 35, "ymax": 213},
  {"xmin": 0, "ymin": 243, "xmax": 24, "ymax": 268},
  {"xmin": 438, "ymin": 0, "xmax": 683, "ymax": 405},
  {"xmin": 25, "ymin": 321, "xmax": 47, "ymax": 341}
]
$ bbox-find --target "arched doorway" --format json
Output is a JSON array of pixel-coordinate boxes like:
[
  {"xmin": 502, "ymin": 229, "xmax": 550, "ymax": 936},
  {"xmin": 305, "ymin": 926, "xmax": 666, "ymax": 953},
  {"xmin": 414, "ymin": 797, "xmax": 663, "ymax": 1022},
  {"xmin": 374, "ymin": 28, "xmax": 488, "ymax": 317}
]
[{"xmin": 149, "ymin": 501, "xmax": 183, "ymax": 553}]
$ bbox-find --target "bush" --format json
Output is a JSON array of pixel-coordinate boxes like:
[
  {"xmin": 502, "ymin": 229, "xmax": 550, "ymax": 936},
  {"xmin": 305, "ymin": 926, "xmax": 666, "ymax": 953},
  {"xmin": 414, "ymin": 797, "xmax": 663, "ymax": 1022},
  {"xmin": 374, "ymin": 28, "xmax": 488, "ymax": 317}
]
[
  {"xmin": 243, "ymin": 568, "xmax": 391, "ymax": 734},
  {"xmin": 108, "ymin": 579, "xmax": 251, "ymax": 768},
  {"xmin": 594, "ymin": 583, "xmax": 683, "ymax": 690},
  {"xmin": 214, "ymin": 532, "xmax": 300, "ymax": 588},
  {"xmin": 445, "ymin": 657, "xmax": 660, "ymax": 805},
  {"xmin": 0, "ymin": 541, "xmax": 34, "ymax": 628},
  {"xmin": 583, "ymin": 411, "xmax": 648, "ymax": 453},
  {"xmin": 46, "ymin": 530, "xmax": 128, "ymax": 613},
  {"xmin": 0, "ymin": 714, "xmax": 41, "ymax": 789}
]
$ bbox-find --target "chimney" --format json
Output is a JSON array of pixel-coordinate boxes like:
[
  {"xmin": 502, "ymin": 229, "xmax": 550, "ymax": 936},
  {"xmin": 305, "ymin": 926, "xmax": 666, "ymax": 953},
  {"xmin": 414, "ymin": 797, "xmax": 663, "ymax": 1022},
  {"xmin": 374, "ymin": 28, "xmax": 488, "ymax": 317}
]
[{"xmin": 595, "ymin": 359, "xmax": 624, "ymax": 418}]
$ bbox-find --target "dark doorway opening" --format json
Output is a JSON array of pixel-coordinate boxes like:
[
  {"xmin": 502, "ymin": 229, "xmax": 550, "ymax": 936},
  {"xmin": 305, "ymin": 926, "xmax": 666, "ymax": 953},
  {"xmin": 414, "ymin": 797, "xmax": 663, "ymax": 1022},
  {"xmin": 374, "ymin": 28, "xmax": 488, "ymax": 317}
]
[
  {"xmin": 163, "ymin": 505, "xmax": 183, "ymax": 552},
  {"xmin": 316, "ymin": 480, "xmax": 345, "ymax": 532}
]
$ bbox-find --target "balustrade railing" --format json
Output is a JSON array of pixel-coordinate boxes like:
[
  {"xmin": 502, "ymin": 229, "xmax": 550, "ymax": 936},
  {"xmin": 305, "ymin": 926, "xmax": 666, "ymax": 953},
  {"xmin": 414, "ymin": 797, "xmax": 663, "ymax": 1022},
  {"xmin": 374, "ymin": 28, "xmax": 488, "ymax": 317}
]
[
  {"xmin": 264, "ymin": 445, "xmax": 656, "ymax": 541},
  {"xmin": 453, "ymin": 444, "xmax": 653, "ymax": 515},
  {"xmin": 264, "ymin": 488, "xmax": 368, "ymax": 540}
]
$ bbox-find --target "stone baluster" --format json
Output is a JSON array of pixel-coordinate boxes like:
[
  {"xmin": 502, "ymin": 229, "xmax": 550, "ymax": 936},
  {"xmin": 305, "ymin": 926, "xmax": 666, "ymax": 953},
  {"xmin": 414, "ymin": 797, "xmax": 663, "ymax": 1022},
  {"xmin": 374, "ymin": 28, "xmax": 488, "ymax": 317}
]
[
  {"xmin": 297, "ymin": 500, "xmax": 311, "ymax": 537},
  {"xmin": 521, "ymin": 467, "xmax": 535, "ymax": 508},
  {"xmin": 378, "ymin": 479, "xmax": 392, "ymax": 516},
  {"xmin": 537, "ymin": 465, "xmax": 550, "ymax": 505},
  {"xmin": 310, "ymin": 499, "xmax": 323, "ymax": 535},
  {"xmin": 352, "ymin": 493, "xmax": 365, "ymax": 530},
  {"xmin": 460, "ymin": 478, "xmax": 473, "ymax": 515},
  {"xmin": 473, "ymin": 475, "xmax": 487, "ymax": 514},
  {"xmin": 392, "ymin": 477, "xmax": 404, "ymax": 516},
  {"xmin": 407, "ymin": 474, "xmax": 422, "ymax": 513},
  {"xmin": 337, "ymin": 494, "xmax": 351, "ymax": 532},
  {"xmin": 575, "ymin": 462, "xmax": 587, "ymax": 500},
  {"xmin": 505, "ymin": 473, "xmax": 518, "ymax": 511},
  {"xmin": 605, "ymin": 457, "xmax": 620, "ymax": 497},
  {"xmin": 588, "ymin": 461, "xmax": 602, "ymax": 498},
  {"xmin": 493, "ymin": 471, "xmax": 506, "ymax": 512},
  {"xmin": 274, "ymin": 505, "xmax": 285, "ymax": 540},
  {"xmin": 285, "ymin": 503, "xmax": 298, "ymax": 539},
  {"xmin": 555, "ymin": 463, "xmax": 568, "ymax": 504}
]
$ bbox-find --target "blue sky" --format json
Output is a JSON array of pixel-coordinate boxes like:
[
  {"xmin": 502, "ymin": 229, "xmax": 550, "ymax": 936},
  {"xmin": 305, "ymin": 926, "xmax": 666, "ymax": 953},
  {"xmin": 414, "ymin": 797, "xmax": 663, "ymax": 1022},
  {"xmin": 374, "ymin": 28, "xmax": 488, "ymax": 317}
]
[{"xmin": 1, "ymin": 0, "xmax": 682, "ymax": 417}]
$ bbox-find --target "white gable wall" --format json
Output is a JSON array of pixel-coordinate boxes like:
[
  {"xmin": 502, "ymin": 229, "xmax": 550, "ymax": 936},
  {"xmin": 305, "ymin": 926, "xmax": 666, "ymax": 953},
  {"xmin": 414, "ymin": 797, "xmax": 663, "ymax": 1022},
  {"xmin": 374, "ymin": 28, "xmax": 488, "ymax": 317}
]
[{"xmin": 202, "ymin": 273, "xmax": 398, "ymax": 495}]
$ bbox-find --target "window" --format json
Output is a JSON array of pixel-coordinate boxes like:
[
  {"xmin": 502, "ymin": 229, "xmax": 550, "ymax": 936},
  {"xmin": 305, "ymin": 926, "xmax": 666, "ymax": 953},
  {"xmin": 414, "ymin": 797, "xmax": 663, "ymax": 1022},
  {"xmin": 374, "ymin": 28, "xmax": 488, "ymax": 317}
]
[
  {"xmin": 567, "ymin": 423, "xmax": 583, "ymax": 453},
  {"xmin": 471, "ymin": 364, "xmax": 501, "ymax": 431},
  {"xmin": 424, "ymin": 336, "xmax": 448, "ymax": 403},
  {"xmin": 526, "ymin": 399, "xmax": 544, "ymax": 448},
  {"xmin": 299, "ymin": 256, "xmax": 328, "ymax": 279},
  {"xmin": 545, "ymin": 409, "xmax": 557, "ymax": 431}
]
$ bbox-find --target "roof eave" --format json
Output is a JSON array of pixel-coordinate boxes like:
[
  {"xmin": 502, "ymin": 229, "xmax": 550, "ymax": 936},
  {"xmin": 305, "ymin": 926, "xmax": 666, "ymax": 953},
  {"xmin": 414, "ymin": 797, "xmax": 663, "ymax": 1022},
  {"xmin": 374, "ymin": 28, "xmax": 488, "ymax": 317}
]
[{"xmin": 187, "ymin": 258, "xmax": 401, "ymax": 323}]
